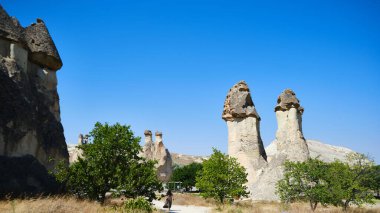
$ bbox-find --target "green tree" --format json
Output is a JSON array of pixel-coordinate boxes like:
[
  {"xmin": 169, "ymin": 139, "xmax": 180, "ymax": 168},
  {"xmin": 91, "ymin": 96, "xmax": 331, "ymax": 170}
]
[
  {"xmin": 171, "ymin": 163, "xmax": 203, "ymax": 191},
  {"xmin": 326, "ymin": 153, "xmax": 374, "ymax": 211},
  {"xmin": 195, "ymin": 148, "xmax": 249, "ymax": 203},
  {"xmin": 55, "ymin": 122, "xmax": 162, "ymax": 202},
  {"xmin": 369, "ymin": 165, "xmax": 380, "ymax": 197},
  {"xmin": 276, "ymin": 158, "xmax": 330, "ymax": 212}
]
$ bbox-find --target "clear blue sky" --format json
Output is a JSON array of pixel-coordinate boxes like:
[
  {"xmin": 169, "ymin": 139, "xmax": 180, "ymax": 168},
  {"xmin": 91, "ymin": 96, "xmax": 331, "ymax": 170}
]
[{"xmin": 3, "ymin": 0, "xmax": 380, "ymax": 163}]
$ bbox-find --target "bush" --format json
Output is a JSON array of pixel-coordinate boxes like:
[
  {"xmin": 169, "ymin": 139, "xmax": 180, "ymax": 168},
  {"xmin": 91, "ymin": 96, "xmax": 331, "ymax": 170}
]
[{"xmin": 124, "ymin": 197, "xmax": 153, "ymax": 213}]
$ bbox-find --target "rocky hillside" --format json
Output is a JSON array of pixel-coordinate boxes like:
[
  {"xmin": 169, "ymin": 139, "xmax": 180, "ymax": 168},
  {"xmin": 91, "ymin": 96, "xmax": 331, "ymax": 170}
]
[
  {"xmin": 266, "ymin": 139, "xmax": 354, "ymax": 163},
  {"xmin": 171, "ymin": 153, "xmax": 208, "ymax": 166},
  {"xmin": 171, "ymin": 140, "xmax": 354, "ymax": 167}
]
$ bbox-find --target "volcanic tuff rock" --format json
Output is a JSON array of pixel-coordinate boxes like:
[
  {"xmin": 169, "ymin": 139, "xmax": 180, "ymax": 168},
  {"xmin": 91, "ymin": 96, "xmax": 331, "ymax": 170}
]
[
  {"xmin": 250, "ymin": 89, "xmax": 310, "ymax": 200},
  {"xmin": 222, "ymin": 81, "xmax": 267, "ymax": 188},
  {"xmin": 266, "ymin": 140, "xmax": 354, "ymax": 163},
  {"xmin": 222, "ymin": 81, "xmax": 260, "ymax": 121},
  {"xmin": 0, "ymin": 4, "xmax": 68, "ymax": 195},
  {"xmin": 171, "ymin": 153, "xmax": 208, "ymax": 167},
  {"xmin": 272, "ymin": 89, "xmax": 309, "ymax": 162},
  {"xmin": 142, "ymin": 131, "xmax": 173, "ymax": 182},
  {"xmin": 222, "ymin": 82, "xmax": 311, "ymax": 201}
]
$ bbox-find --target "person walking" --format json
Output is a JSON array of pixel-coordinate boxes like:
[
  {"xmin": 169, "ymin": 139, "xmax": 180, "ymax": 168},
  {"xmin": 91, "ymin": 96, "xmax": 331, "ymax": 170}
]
[{"xmin": 163, "ymin": 190, "xmax": 173, "ymax": 211}]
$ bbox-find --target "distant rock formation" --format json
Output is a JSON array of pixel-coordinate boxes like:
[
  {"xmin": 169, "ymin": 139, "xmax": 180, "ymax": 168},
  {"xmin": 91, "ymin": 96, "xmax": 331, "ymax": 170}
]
[
  {"xmin": 222, "ymin": 81, "xmax": 267, "ymax": 187},
  {"xmin": 141, "ymin": 131, "xmax": 173, "ymax": 182},
  {"xmin": 0, "ymin": 4, "xmax": 68, "ymax": 195},
  {"xmin": 66, "ymin": 134, "xmax": 86, "ymax": 164},
  {"xmin": 171, "ymin": 153, "xmax": 208, "ymax": 167}
]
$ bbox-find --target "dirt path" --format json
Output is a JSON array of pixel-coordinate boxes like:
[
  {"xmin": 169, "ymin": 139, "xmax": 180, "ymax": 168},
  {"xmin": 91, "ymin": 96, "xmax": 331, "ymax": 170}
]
[{"xmin": 153, "ymin": 200, "xmax": 212, "ymax": 213}]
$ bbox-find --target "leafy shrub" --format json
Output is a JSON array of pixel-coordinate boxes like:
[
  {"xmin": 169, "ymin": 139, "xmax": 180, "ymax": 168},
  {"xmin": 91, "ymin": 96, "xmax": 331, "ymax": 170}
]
[
  {"xmin": 196, "ymin": 148, "xmax": 249, "ymax": 203},
  {"xmin": 124, "ymin": 197, "xmax": 153, "ymax": 213}
]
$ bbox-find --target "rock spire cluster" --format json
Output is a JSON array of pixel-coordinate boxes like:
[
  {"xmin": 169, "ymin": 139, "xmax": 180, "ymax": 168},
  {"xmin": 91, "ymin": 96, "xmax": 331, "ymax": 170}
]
[
  {"xmin": 142, "ymin": 130, "xmax": 173, "ymax": 182},
  {"xmin": 222, "ymin": 81, "xmax": 310, "ymax": 200}
]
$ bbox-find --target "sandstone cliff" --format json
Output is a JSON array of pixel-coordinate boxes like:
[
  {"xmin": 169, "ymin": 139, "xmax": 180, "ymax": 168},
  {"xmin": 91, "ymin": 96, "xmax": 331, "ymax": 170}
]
[{"xmin": 0, "ymin": 5, "xmax": 68, "ymax": 195}]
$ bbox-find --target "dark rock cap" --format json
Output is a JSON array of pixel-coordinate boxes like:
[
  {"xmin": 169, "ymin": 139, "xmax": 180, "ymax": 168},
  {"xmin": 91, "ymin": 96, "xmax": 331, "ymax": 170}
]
[
  {"xmin": 222, "ymin": 81, "xmax": 260, "ymax": 121},
  {"xmin": 24, "ymin": 19, "xmax": 62, "ymax": 71},
  {"xmin": 155, "ymin": 131, "xmax": 162, "ymax": 136},
  {"xmin": 0, "ymin": 5, "xmax": 24, "ymax": 43},
  {"xmin": 144, "ymin": 130, "xmax": 152, "ymax": 135},
  {"xmin": 275, "ymin": 89, "xmax": 304, "ymax": 113}
]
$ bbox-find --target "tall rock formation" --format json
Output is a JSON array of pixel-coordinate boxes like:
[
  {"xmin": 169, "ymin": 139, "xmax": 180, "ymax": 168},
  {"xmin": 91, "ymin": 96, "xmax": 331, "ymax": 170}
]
[
  {"xmin": 222, "ymin": 81, "xmax": 267, "ymax": 187},
  {"xmin": 0, "ymin": 5, "xmax": 68, "ymax": 195},
  {"xmin": 142, "ymin": 130, "xmax": 154, "ymax": 158},
  {"xmin": 142, "ymin": 130, "xmax": 173, "ymax": 182},
  {"xmin": 250, "ymin": 89, "xmax": 310, "ymax": 200},
  {"xmin": 222, "ymin": 82, "xmax": 312, "ymax": 201},
  {"xmin": 271, "ymin": 89, "xmax": 309, "ymax": 162}
]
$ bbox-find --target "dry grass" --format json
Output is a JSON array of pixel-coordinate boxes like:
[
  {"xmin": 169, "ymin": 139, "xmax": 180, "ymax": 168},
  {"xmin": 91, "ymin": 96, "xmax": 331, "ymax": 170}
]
[
  {"xmin": 212, "ymin": 200, "xmax": 380, "ymax": 213},
  {"xmin": 167, "ymin": 193, "xmax": 380, "ymax": 213},
  {"xmin": 165, "ymin": 192, "xmax": 216, "ymax": 207},
  {"xmin": 0, "ymin": 196, "xmax": 107, "ymax": 213},
  {"xmin": 0, "ymin": 195, "xmax": 161, "ymax": 213},
  {"xmin": 1, "ymin": 195, "xmax": 379, "ymax": 213}
]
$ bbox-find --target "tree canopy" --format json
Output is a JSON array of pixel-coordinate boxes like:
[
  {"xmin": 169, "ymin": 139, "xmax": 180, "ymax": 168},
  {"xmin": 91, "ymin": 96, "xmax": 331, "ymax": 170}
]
[
  {"xmin": 195, "ymin": 148, "xmax": 249, "ymax": 203},
  {"xmin": 327, "ymin": 153, "xmax": 375, "ymax": 211},
  {"xmin": 55, "ymin": 122, "xmax": 162, "ymax": 202},
  {"xmin": 276, "ymin": 158, "xmax": 330, "ymax": 211},
  {"xmin": 276, "ymin": 153, "xmax": 375, "ymax": 212},
  {"xmin": 171, "ymin": 162, "xmax": 203, "ymax": 191}
]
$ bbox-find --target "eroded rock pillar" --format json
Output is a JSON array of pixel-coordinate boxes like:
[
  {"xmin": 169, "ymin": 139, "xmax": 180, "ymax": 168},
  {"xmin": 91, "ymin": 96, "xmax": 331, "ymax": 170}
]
[
  {"xmin": 142, "ymin": 130, "xmax": 154, "ymax": 160},
  {"xmin": 274, "ymin": 89, "xmax": 309, "ymax": 162},
  {"xmin": 222, "ymin": 81, "xmax": 267, "ymax": 186}
]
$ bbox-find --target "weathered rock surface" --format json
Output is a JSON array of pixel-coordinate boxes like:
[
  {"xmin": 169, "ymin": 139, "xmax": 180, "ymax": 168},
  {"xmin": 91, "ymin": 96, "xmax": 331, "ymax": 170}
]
[
  {"xmin": 222, "ymin": 81, "xmax": 260, "ymax": 121},
  {"xmin": 272, "ymin": 89, "xmax": 309, "ymax": 162},
  {"xmin": 0, "ymin": 6, "xmax": 23, "ymax": 43},
  {"xmin": 0, "ymin": 155, "xmax": 61, "ymax": 197},
  {"xmin": 222, "ymin": 82, "xmax": 312, "ymax": 201},
  {"xmin": 266, "ymin": 139, "xmax": 354, "ymax": 163},
  {"xmin": 222, "ymin": 81, "xmax": 267, "ymax": 188},
  {"xmin": 171, "ymin": 153, "xmax": 208, "ymax": 167},
  {"xmin": 251, "ymin": 89, "xmax": 310, "ymax": 200},
  {"xmin": 24, "ymin": 19, "xmax": 62, "ymax": 71},
  {"xmin": 141, "ymin": 131, "xmax": 173, "ymax": 182},
  {"xmin": 0, "ymin": 4, "xmax": 68, "ymax": 195}
]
